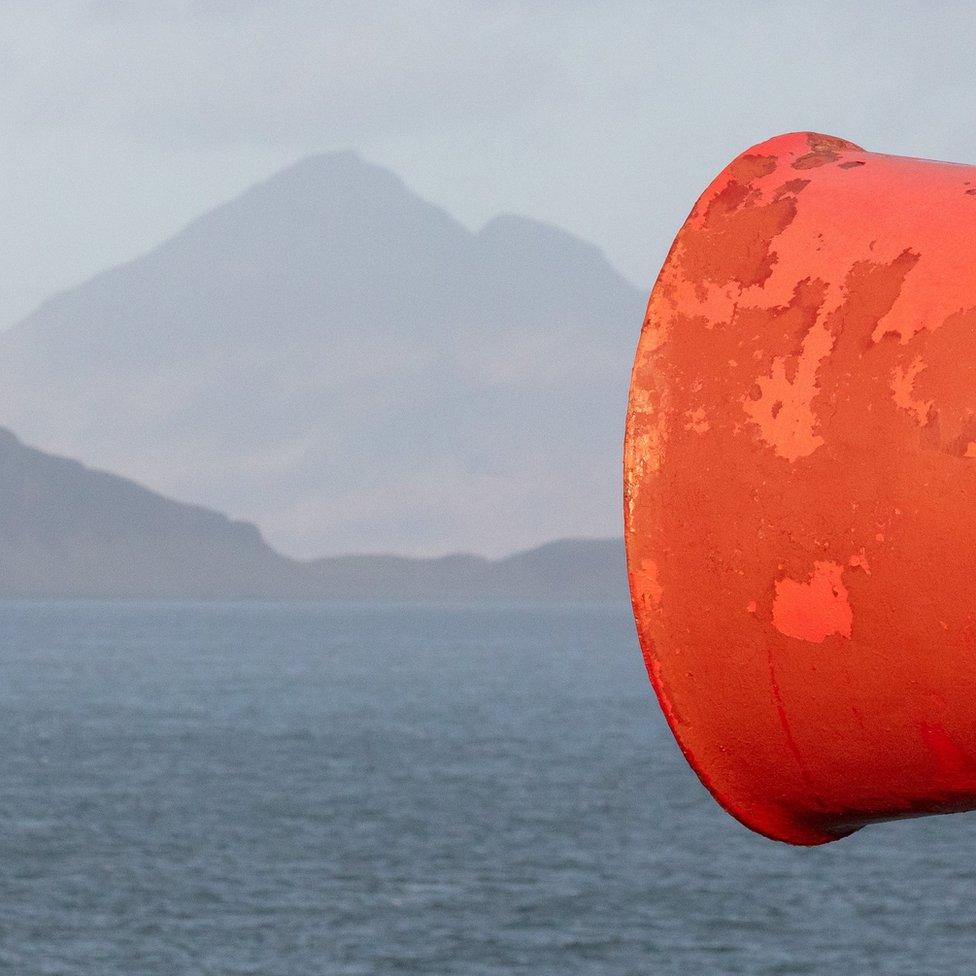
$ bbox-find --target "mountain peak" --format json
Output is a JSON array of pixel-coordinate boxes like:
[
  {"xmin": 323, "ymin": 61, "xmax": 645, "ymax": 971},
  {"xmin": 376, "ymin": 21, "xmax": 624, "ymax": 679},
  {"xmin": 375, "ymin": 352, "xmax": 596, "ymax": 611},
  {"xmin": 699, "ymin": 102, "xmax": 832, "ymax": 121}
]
[
  {"xmin": 165, "ymin": 147, "xmax": 473, "ymax": 265},
  {"xmin": 0, "ymin": 154, "xmax": 642, "ymax": 558},
  {"xmin": 211, "ymin": 148, "xmax": 414, "ymax": 217},
  {"xmin": 262, "ymin": 149, "xmax": 395, "ymax": 188}
]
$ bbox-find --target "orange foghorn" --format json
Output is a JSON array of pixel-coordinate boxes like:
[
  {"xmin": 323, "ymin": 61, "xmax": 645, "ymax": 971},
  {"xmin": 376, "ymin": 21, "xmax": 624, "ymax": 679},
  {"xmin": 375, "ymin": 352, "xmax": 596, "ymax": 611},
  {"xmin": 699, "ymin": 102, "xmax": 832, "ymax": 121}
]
[{"xmin": 625, "ymin": 132, "xmax": 976, "ymax": 844}]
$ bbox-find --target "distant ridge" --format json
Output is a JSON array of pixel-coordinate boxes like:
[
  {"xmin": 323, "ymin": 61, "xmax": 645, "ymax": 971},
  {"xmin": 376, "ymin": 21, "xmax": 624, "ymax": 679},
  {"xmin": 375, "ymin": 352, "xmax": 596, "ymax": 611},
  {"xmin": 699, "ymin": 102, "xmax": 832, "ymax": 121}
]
[
  {"xmin": 0, "ymin": 150, "xmax": 642, "ymax": 559},
  {"xmin": 0, "ymin": 429, "xmax": 627, "ymax": 601},
  {"xmin": 300, "ymin": 537, "xmax": 628, "ymax": 602}
]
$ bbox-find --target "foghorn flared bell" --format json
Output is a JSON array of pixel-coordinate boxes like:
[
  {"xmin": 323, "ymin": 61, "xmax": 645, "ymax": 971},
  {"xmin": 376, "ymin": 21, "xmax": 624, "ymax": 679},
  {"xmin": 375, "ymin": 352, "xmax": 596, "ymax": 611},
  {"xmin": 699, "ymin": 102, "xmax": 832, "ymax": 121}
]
[{"xmin": 625, "ymin": 131, "xmax": 976, "ymax": 845}]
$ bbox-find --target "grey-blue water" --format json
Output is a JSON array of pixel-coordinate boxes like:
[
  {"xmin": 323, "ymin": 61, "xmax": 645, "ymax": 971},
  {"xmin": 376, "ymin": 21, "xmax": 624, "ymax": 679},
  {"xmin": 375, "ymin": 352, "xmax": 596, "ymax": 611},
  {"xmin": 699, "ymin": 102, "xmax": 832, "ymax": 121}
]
[{"xmin": 0, "ymin": 601, "xmax": 971, "ymax": 974}]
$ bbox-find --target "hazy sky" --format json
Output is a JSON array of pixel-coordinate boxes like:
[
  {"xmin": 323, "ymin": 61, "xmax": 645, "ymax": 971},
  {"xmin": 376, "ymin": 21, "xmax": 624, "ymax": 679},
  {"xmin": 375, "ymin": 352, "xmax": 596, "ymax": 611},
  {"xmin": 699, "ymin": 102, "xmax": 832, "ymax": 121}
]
[{"xmin": 0, "ymin": 1, "xmax": 972, "ymax": 329}]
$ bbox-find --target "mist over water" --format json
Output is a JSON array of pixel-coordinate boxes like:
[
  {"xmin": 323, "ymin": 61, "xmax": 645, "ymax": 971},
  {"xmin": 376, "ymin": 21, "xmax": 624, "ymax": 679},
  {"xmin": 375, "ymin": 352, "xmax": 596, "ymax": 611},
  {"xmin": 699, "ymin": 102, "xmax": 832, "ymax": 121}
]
[{"xmin": 0, "ymin": 600, "xmax": 969, "ymax": 974}]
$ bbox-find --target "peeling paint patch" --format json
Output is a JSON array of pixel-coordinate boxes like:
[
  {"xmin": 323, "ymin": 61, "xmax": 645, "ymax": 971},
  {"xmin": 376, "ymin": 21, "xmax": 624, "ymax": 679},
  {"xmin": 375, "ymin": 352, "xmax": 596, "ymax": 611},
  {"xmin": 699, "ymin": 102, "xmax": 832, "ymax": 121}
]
[
  {"xmin": 899, "ymin": 307, "xmax": 976, "ymax": 453},
  {"xmin": 678, "ymin": 175, "xmax": 798, "ymax": 290},
  {"xmin": 890, "ymin": 357, "xmax": 932, "ymax": 425},
  {"xmin": 794, "ymin": 151, "xmax": 839, "ymax": 170},
  {"xmin": 772, "ymin": 561, "xmax": 853, "ymax": 644},
  {"xmin": 743, "ymin": 313, "xmax": 835, "ymax": 462},
  {"xmin": 865, "ymin": 249, "xmax": 923, "ymax": 343},
  {"xmin": 726, "ymin": 153, "xmax": 778, "ymax": 184},
  {"xmin": 792, "ymin": 133, "xmax": 862, "ymax": 171},
  {"xmin": 773, "ymin": 178, "xmax": 811, "ymax": 199},
  {"xmin": 624, "ymin": 399, "xmax": 667, "ymax": 521}
]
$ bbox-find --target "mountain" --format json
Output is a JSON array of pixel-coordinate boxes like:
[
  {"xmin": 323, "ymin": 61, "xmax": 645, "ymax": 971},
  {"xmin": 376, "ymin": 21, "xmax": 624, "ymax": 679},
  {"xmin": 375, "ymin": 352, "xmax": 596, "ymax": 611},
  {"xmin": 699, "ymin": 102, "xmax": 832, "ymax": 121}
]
[
  {"xmin": 0, "ymin": 429, "xmax": 627, "ymax": 600},
  {"xmin": 0, "ymin": 152, "xmax": 643, "ymax": 558}
]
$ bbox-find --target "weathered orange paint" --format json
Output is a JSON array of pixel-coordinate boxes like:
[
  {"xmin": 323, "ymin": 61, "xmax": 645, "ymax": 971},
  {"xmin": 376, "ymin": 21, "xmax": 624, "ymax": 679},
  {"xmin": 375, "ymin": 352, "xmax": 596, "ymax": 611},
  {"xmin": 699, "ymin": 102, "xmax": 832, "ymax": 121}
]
[{"xmin": 625, "ymin": 131, "xmax": 976, "ymax": 845}]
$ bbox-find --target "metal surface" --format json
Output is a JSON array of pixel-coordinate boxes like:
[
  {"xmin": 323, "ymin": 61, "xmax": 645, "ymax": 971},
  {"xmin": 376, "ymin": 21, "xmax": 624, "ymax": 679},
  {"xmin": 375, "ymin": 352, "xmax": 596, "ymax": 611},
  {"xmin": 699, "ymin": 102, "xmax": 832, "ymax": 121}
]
[{"xmin": 625, "ymin": 131, "xmax": 976, "ymax": 845}]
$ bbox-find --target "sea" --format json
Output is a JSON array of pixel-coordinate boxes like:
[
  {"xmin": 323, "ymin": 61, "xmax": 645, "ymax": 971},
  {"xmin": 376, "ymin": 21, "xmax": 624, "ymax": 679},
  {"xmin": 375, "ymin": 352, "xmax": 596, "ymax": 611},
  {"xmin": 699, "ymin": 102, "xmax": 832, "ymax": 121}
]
[{"xmin": 0, "ymin": 600, "xmax": 970, "ymax": 974}]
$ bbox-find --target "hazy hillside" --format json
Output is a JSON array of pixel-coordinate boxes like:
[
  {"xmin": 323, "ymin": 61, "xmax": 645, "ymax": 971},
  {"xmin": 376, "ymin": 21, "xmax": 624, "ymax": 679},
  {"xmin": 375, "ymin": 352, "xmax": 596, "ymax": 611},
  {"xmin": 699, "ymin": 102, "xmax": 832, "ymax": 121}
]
[
  {"xmin": 0, "ymin": 429, "xmax": 626, "ymax": 601},
  {"xmin": 0, "ymin": 428, "xmax": 292, "ymax": 597},
  {"xmin": 0, "ymin": 152, "xmax": 642, "ymax": 559}
]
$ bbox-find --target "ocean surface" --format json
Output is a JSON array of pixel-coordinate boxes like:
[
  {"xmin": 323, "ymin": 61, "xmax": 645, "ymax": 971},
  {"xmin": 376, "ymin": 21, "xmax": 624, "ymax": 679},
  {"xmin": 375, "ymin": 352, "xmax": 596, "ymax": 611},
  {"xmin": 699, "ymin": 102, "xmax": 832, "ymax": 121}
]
[{"xmin": 0, "ymin": 600, "xmax": 972, "ymax": 974}]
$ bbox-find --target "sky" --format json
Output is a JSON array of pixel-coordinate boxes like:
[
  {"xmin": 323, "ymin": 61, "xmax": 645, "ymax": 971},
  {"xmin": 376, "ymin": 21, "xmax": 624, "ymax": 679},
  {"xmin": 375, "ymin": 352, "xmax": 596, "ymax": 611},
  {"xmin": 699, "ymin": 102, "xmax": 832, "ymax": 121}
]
[{"xmin": 0, "ymin": 0, "xmax": 973, "ymax": 330}]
